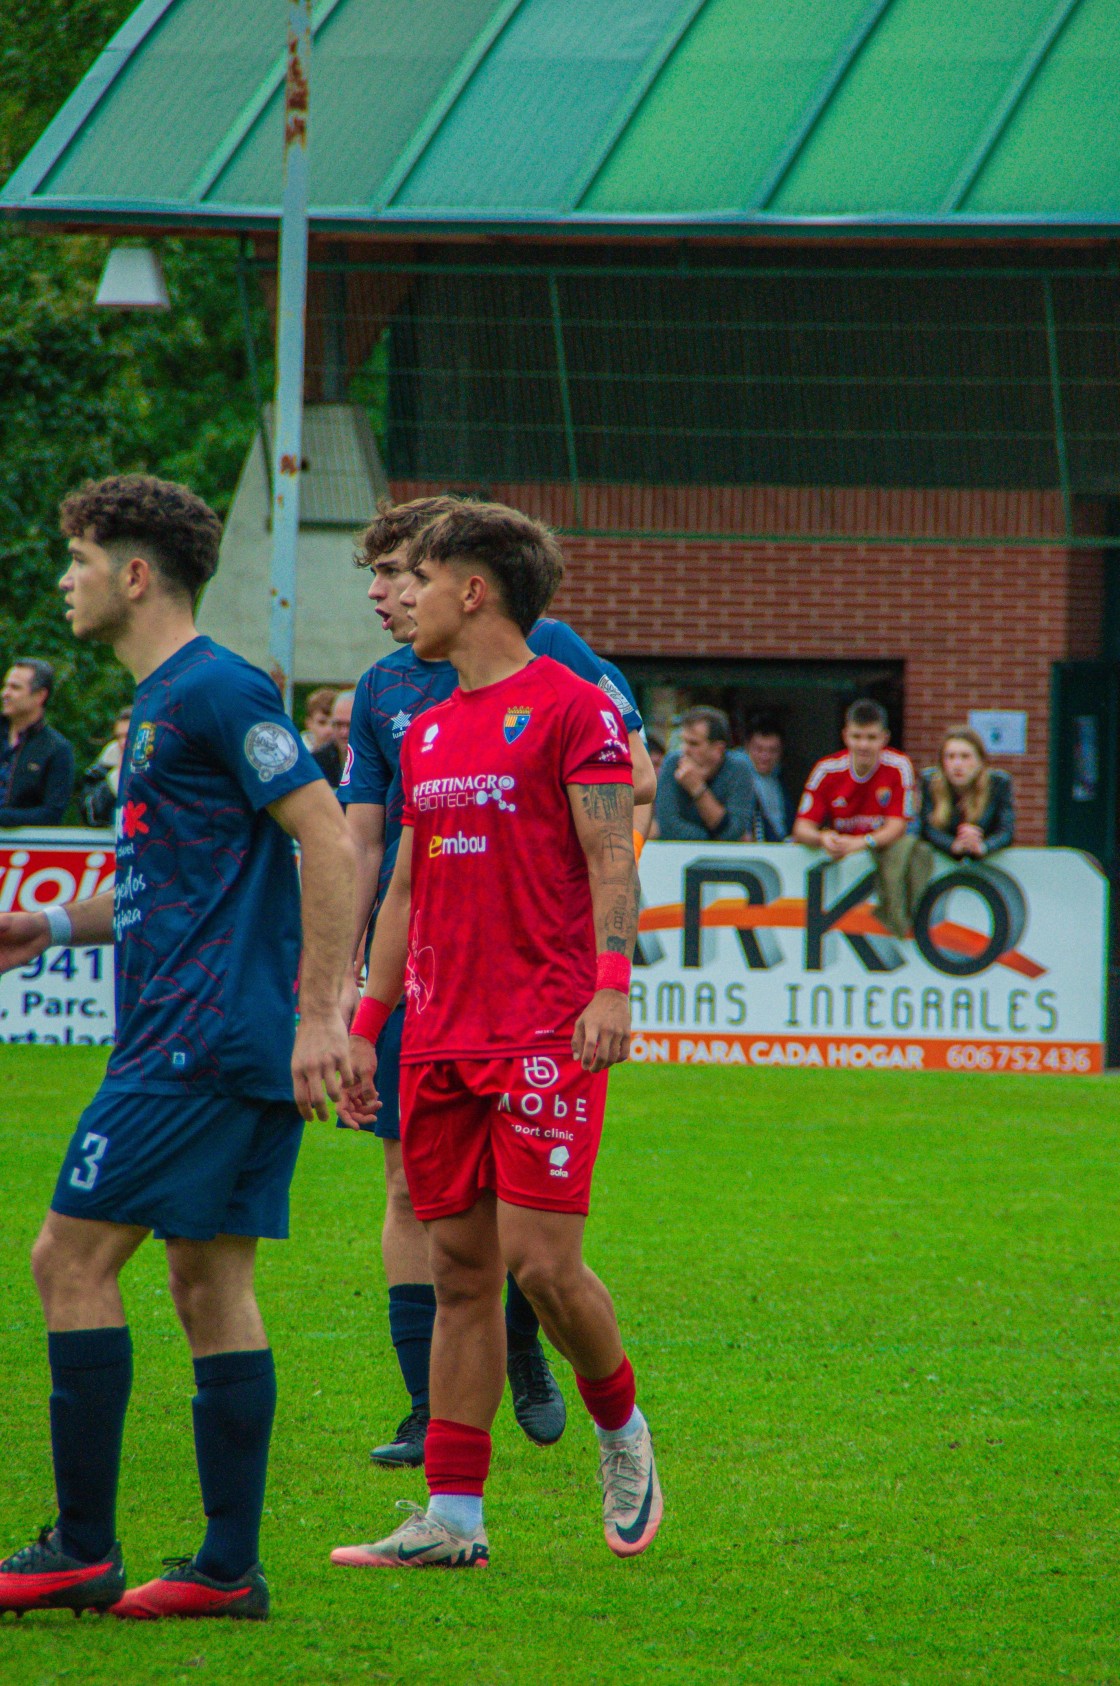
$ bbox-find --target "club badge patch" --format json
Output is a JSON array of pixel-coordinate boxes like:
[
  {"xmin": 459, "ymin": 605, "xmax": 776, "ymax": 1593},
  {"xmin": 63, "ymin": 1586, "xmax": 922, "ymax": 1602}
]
[
  {"xmin": 131, "ymin": 722, "xmax": 156, "ymax": 771},
  {"xmin": 244, "ymin": 722, "xmax": 299, "ymax": 783},
  {"xmin": 877, "ymin": 786, "xmax": 891, "ymax": 807},
  {"xmin": 503, "ymin": 706, "xmax": 532, "ymax": 744}
]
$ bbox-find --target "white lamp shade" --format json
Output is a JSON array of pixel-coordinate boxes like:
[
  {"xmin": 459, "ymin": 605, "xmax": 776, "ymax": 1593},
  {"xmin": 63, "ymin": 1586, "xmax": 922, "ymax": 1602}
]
[{"xmin": 94, "ymin": 246, "xmax": 169, "ymax": 310}]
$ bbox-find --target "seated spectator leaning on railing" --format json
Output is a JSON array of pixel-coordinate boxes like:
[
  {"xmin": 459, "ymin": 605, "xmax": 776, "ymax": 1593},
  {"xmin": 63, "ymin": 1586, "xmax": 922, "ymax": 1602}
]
[
  {"xmin": 0, "ymin": 658, "xmax": 75, "ymax": 827},
  {"xmin": 793, "ymin": 698, "xmax": 926, "ymax": 937},
  {"xmin": 654, "ymin": 705, "xmax": 758, "ymax": 841},
  {"xmin": 744, "ymin": 713, "xmax": 793, "ymax": 841},
  {"xmin": 919, "ymin": 726, "xmax": 1014, "ymax": 858}
]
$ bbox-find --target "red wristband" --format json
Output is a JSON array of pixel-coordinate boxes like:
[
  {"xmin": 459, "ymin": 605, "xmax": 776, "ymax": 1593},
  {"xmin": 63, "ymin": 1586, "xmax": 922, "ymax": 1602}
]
[
  {"xmin": 595, "ymin": 951, "xmax": 632, "ymax": 994},
  {"xmin": 351, "ymin": 995, "xmax": 392, "ymax": 1045}
]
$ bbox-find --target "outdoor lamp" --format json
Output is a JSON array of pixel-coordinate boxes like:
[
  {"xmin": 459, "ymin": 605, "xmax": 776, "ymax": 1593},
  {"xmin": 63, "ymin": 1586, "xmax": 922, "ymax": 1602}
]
[{"xmin": 94, "ymin": 245, "xmax": 169, "ymax": 310}]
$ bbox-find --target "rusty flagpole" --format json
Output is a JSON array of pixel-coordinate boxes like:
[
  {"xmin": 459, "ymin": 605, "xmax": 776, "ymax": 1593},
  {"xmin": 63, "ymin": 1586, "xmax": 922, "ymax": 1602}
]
[{"xmin": 267, "ymin": 0, "xmax": 312, "ymax": 712}]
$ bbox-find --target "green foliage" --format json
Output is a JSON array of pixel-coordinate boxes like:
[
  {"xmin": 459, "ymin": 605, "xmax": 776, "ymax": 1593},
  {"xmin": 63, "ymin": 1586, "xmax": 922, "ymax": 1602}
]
[
  {"xmin": 3, "ymin": 1057, "xmax": 1120, "ymax": 1682},
  {"xmin": 0, "ymin": 0, "xmax": 133, "ymax": 181},
  {"xmin": 0, "ymin": 3, "xmax": 271, "ymax": 763},
  {"xmin": 0, "ymin": 229, "xmax": 269, "ymax": 761}
]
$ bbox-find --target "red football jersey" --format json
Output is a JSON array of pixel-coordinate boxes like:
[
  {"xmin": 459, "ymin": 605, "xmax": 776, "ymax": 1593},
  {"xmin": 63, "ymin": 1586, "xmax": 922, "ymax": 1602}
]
[
  {"xmin": 398, "ymin": 655, "xmax": 632, "ymax": 1062},
  {"xmin": 798, "ymin": 749, "xmax": 916, "ymax": 835}
]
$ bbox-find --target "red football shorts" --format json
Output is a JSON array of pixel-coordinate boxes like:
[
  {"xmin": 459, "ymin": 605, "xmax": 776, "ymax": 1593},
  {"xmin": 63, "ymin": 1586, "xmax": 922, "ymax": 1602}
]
[{"xmin": 398, "ymin": 1053, "xmax": 609, "ymax": 1220}]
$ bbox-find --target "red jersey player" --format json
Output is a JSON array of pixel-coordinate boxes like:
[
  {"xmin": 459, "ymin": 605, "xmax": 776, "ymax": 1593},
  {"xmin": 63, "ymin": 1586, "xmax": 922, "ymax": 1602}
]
[
  {"xmin": 793, "ymin": 697, "xmax": 915, "ymax": 860},
  {"xmin": 332, "ymin": 502, "xmax": 662, "ymax": 1569}
]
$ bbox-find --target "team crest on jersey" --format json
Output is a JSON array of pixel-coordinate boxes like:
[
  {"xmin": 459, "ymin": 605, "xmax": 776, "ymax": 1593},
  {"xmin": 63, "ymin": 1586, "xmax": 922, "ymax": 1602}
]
[
  {"xmin": 339, "ymin": 745, "xmax": 354, "ymax": 787},
  {"xmin": 503, "ymin": 707, "xmax": 532, "ymax": 744},
  {"xmin": 877, "ymin": 786, "xmax": 891, "ymax": 807},
  {"xmin": 131, "ymin": 722, "xmax": 156, "ymax": 771},
  {"xmin": 243, "ymin": 722, "xmax": 299, "ymax": 783},
  {"xmin": 391, "ymin": 710, "xmax": 411, "ymax": 739}
]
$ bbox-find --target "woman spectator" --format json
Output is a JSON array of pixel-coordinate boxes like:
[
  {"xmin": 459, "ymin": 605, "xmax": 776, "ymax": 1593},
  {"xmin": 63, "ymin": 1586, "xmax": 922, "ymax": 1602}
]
[{"xmin": 919, "ymin": 727, "xmax": 1014, "ymax": 858}]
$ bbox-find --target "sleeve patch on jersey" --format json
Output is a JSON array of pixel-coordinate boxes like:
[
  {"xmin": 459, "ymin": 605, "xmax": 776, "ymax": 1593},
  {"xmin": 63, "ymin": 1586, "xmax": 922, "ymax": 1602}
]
[
  {"xmin": 798, "ymin": 790, "xmax": 813, "ymax": 815},
  {"xmin": 597, "ymin": 674, "xmax": 629, "ymax": 714},
  {"xmin": 339, "ymin": 744, "xmax": 354, "ymax": 787},
  {"xmin": 244, "ymin": 722, "xmax": 299, "ymax": 782}
]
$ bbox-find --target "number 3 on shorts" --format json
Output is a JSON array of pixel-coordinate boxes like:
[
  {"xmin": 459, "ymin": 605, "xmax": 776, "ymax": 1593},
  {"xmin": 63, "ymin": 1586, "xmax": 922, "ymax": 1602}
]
[{"xmin": 69, "ymin": 1131, "xmax": 108, "ymax": 1191}]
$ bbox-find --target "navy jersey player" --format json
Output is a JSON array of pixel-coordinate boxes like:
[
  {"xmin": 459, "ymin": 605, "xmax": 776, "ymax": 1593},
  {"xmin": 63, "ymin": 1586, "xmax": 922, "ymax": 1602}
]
[
  {"xmin": 340, "ymin": 497, "xmax": 654, "ymax": 1469},
  {"xmin": 0, "ymin": 476, "xmax": 355, "ymax": 1622}
]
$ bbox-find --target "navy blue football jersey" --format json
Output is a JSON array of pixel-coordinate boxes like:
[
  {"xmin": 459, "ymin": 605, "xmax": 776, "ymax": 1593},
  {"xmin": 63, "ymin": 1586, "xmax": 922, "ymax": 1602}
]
[
  {"xmin": 107, "ymin": 637, "xmax": 322, "ymax": 1098},
  {"xmin": 341, "ymin": 619, "xmax": 641, "ymax": 904}
]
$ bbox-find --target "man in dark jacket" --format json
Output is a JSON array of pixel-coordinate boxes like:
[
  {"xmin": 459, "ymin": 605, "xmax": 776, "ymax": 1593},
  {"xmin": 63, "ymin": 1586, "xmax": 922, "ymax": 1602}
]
[{"xmin": 0, "ymin": 659, "xmax": 75, "ymax": 826}]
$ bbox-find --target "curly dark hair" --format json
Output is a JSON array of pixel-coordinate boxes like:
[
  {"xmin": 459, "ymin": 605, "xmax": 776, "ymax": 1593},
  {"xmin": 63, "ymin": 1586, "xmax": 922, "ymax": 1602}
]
[
  {"xmin": 407, "ymin": 502, "xmax": 563, "ymax": 634},
  {"xmin": 59, "ymin": 474, "xmax": 222, "ymax": 603},
  {"xmin": 355, "ymin": 494, "xmax": 467, "ymax": 568}
]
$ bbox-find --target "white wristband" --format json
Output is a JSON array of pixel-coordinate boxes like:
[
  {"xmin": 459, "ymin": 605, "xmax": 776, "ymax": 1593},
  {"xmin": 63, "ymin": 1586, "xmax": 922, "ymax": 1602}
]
[{"xmin": 43, "ymin": 905, "xmax": 73, "ymax": 947}]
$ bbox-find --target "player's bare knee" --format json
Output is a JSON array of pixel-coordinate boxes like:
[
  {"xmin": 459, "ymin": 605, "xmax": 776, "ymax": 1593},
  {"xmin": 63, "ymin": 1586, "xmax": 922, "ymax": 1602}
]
[
  {"xmin": 30, "ymin": 1226, "xmax": 60, "ymax": 1297},
  {"xmin": 166, "ymin": 1260, "xmax": 210, "ymax": 1334},
  {"xmin": 430, "ymin": 1250, "xmax": 503, "ymax": 1310},
  {"xmin": 509, "ymin": 1254, "xmax": 579, "ymax": 1321},
  {"xmin": 386, "ymin": 1173, "xmax": 419, "ymax": 1229}
]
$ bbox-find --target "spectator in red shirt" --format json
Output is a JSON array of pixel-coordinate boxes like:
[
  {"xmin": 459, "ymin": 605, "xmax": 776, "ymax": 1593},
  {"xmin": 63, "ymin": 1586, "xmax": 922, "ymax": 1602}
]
[{"xmin": 794, "ymin": 699, "xmax": 926, "ymax": 936}]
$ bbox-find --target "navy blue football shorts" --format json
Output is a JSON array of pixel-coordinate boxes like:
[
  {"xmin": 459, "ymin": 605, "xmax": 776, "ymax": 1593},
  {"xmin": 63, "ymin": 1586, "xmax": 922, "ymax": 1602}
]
[
  {"xmin": 51, "ymin": 1083, "xmax": 305, "ymax": 1241},
  {"xmin": 345, "ymin": 1002, "xmax": 404, "ymax": 1140}
]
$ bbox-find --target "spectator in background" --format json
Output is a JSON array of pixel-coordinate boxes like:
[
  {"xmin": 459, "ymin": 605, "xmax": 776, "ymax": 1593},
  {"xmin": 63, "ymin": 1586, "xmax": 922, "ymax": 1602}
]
[
  {"xmin": 645, "ymin": 731, "xmax": 666, "ymax": 777},
  {"xmin": 793, "ymin": 698, "xmax": 927, "ymax": 937},
  {"xmin": 302, "ymin": 686, "xmax": 338, "ymax": 753},
  {"xmin": 313, "ymin": 689, "xmax": 353, "ymax": 790},
  {"xmin": 744, "ymin": 714, "xmax": 793, "ymax": 840},
  {"xmin": 920, "ymin": 726, "xmax": 1014, "ymax": 858},
  {"xmin": 0, "ymin": 659, "xmax": 75, "ymax": 827},
  {"xmin": 655, "ymin": 705, "xmax": 757, "ymax": 841},
  {"xmin": 78, "ymin": 706, "xmax": 133, "ymax": 826}
]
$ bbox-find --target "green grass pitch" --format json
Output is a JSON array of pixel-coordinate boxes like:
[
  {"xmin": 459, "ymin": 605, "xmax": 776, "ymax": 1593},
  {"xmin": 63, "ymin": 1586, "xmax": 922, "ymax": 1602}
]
[{"xmin": 1, "ymin": 1050, "xmax": 1118, "ymax": 1684}]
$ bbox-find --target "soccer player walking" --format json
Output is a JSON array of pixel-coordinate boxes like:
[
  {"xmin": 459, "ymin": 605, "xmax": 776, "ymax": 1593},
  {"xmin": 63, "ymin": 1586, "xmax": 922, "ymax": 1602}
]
[
  {"xmin": 0, "ymin": 475, "xmax": 355, "ymax": 1620},
  {"xmin": 333, "ymin": 502, "xmax": 662, "ymax": 1569},
  {"xmin": 341, "ymin": 496, "xmax": 654, "ymax": 1467}
]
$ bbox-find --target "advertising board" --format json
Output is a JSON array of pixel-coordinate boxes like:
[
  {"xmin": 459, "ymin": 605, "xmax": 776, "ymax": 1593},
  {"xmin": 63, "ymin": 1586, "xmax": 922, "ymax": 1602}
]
[
  {"xmin": 632, "ymin": 843, "xmax": 1106, "ymax": 1074},
  {"xmin": 0, "ymin": 833, "xmax": 1107, "ymax": 1073},
  {"xmin": 0, "ymin": 830, "xmax": 115, "ymax": 1046}
]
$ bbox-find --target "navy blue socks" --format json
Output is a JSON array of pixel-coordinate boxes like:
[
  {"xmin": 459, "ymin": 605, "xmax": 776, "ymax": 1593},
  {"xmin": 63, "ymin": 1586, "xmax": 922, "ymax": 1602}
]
[
  {"xmin": 388, "ymin": 1284, "xmax": 436, "ymax": 1416},
  {"xmin": 504, "ymin": 1272, "xmax": 542, "ymax": 1354},
  {"xmin": 48, "ymin": 1325, "xmax": 133, "ymax": 1564},
  {"xmin": 191, "ymin": 1348, "xmax": 276, "ymax": 1582}
]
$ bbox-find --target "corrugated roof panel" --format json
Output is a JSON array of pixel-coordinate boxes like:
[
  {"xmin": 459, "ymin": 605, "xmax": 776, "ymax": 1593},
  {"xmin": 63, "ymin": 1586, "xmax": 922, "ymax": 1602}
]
[
  {"xmin": 42, "ymin": 0, "xmax": 281, "ymax": 201},
  {"xmin": 966, "ymin": 0, "xmax": 1120, "ymax": 214},
  {"xmin": 584, "ymin": 0, "xmax": 871, "ymax": 213},
  {"xmin": 392, "ymin": 0, "xmax": 690, "ymax": 212},
  {"xmin": 211, "ymin": 0, "xmax": 500, "ymax": 207},
  {"xmin": 773, "ymin": 0, "xmax": 1060, "ymax": 213}
]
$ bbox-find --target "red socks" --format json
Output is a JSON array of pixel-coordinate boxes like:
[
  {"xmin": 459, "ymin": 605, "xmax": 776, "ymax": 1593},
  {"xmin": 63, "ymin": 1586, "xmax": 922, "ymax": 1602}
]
[
  {"xmin": 575, "ymin": 1356, "xmax": 636, "ymax": 1431},
  {"xmin": 425, "ymin": 1418, "xmax": 492, "ymax": 1496}
]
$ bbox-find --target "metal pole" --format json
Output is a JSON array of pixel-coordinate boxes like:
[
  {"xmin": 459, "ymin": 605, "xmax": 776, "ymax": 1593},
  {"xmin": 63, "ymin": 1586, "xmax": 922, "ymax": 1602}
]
[
  {"xmin": 268, "ymin": 0, "xmax": 312, "ymax": 711},
  {"xmin": 1042, "ymin": 275, "xmax": 1073, "ymax": 542},
  {"xmin": 548, "ymin": 272, "xmax": 582, "ymax": 529}
]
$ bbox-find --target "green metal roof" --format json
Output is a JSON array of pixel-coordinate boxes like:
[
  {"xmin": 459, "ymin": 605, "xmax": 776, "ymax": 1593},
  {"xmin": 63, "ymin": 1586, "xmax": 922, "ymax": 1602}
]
[{"xmin": 4, "ymin": 0, "xmax": 1120, "ymax": 236}]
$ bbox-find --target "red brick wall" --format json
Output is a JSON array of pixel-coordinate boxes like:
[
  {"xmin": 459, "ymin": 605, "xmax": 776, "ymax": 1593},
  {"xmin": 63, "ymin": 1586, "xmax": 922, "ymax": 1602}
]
[{"xmin": 390, "ymin": 479, "xmax": 1105, "ymax": 843}]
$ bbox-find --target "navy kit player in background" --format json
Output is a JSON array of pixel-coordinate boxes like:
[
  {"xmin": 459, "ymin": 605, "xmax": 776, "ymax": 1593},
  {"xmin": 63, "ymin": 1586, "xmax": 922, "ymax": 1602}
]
[
  {"xmin": 341, "ymin": 497, "xmax": 655, "ymax": 1468},
  {"xmin": 0, "ymin": 476, "xmax": 356, "ymax": 1621}
]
